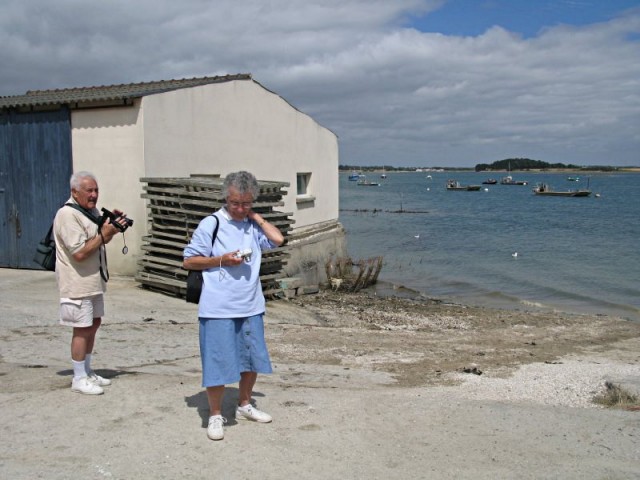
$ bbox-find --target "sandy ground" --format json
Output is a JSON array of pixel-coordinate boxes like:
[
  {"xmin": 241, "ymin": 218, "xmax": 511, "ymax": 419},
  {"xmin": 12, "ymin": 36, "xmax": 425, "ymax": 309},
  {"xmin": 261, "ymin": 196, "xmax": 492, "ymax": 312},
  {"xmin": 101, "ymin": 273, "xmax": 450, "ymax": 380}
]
[{"xmin": 1, "ymin": 269, "xmax": 639, "ymax": 479}]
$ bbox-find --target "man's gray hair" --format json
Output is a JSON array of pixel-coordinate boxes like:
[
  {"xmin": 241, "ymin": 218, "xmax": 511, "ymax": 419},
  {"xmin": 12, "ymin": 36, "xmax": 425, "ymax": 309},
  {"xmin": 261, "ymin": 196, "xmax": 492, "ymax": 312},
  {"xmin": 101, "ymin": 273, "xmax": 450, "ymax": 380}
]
[
  {"xmin": 223, "ymin": 171, "xmax": 260, "ymax": 199},
  {"xmin": 70, "ymin": 171, "xmax": 97, "ymax": 190}
]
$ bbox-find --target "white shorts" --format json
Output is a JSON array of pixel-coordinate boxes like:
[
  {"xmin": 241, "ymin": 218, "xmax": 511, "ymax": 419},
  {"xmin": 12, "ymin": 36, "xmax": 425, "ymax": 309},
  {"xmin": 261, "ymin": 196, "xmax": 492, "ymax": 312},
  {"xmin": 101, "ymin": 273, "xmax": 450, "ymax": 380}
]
[{"xmin": 59, "ymin": 295, "xmax": 105, "ymax": 328}]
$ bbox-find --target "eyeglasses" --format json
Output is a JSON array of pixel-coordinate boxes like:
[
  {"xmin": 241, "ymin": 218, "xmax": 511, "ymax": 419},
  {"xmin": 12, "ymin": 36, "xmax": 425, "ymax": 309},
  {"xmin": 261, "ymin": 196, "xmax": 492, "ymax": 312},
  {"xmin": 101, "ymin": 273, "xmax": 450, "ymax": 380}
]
[{"xmin": 227, "ymin": 200, "xmax": 253, "ymax": 209}]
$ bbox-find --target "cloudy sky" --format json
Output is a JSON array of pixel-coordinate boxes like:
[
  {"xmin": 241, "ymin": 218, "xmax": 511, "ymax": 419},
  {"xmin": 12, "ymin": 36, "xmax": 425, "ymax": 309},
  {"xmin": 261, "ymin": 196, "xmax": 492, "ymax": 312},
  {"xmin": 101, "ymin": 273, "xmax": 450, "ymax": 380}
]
[{"xmin": 1, "ymin": 0, "xmax": 639, "ymax": 167}]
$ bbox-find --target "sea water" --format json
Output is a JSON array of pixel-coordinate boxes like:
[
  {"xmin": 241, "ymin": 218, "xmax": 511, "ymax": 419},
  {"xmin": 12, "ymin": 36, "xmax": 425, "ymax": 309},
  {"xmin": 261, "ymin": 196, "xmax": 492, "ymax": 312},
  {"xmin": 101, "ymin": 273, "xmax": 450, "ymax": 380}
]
[{"xmin": 339, "ymin": 171, "xmax": 640, "ymax": 322}]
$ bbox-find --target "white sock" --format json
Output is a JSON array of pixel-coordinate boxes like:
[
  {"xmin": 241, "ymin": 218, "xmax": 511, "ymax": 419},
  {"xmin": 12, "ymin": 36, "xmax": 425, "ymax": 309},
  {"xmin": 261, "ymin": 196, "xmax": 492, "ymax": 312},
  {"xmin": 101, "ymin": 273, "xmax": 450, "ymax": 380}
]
[
  {"xmin": 84, "ymin": 353, "xmax": 93, "ymax": 374},
  {"xmin": 72, "ymin": 359, "xmax": 87, "ymax": 380}
]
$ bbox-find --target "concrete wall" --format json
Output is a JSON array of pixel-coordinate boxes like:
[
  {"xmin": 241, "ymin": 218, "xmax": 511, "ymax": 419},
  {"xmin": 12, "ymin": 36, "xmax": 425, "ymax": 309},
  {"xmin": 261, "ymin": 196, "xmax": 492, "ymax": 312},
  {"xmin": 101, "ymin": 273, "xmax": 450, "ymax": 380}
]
[
  {"xmin": 70, "ymin": 103, "xmax": 145, "ymax": 275},
  {"xmin": 140, "ymin": 80, "xmax": 339, "ymax": 227},
  {"xmin": 283, "ymin": 220, "xmax": 347, "ymax": 287}
]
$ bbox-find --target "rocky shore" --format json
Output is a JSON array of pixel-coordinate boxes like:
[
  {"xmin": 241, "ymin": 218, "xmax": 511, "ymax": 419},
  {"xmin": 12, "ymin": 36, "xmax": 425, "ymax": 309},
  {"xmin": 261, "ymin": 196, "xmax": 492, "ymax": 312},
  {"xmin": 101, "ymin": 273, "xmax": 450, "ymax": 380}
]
[
  {"xmin": 271, "ymin": 289, "xmax": 640, "ymax": 398},
  {"xmin": 1, "ymin": 269, "xmax": 639, "ymax": 479}
]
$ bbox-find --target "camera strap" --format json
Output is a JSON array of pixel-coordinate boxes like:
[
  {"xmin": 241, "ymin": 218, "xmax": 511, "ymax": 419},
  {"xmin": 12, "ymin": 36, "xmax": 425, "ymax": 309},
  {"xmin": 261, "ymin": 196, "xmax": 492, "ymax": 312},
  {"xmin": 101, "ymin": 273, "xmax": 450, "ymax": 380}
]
[{"xmin": 98, "ymin": 234, "xmax": 109, "ymax": 283}]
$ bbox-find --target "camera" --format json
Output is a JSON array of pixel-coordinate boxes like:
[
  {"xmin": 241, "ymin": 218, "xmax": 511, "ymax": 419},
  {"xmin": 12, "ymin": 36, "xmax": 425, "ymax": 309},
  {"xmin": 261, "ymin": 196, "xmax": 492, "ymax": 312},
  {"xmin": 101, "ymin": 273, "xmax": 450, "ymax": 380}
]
[
  {"xmin": 100, "ymin": 208, "xmax": 134, "ymax": 233},
  {"xmin": 234, "ymin": 248, "xmax": 253, "ymax": 261}
]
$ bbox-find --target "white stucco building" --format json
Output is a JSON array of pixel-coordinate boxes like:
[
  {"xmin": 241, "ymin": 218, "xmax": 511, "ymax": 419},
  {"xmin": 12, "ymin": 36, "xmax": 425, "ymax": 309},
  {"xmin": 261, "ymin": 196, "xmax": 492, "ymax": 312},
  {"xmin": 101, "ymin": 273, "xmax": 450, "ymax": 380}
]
[{"xmin": 1, "ymin": 74, "xmax": 346, "ymax": 285}]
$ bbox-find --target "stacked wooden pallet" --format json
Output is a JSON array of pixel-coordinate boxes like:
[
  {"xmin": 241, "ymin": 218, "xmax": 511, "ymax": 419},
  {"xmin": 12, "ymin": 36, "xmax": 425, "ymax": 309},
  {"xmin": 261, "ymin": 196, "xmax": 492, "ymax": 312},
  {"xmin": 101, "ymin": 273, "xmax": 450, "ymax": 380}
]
[{"xmin": 135, "ymin": 175, "xmax": 293, "ymax": 299}]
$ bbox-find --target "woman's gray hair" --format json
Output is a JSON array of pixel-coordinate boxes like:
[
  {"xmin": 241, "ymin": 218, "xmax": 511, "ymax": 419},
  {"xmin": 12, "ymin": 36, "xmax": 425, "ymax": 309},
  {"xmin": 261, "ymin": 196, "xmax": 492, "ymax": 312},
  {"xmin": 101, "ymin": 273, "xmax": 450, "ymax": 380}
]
[
  {"xmin": 70, "ymin": 171, "xmax": 97, "ymax": 190},
  {"xmin": 223, "ymin": 171, "xmax": 260, "ymax": 199}
]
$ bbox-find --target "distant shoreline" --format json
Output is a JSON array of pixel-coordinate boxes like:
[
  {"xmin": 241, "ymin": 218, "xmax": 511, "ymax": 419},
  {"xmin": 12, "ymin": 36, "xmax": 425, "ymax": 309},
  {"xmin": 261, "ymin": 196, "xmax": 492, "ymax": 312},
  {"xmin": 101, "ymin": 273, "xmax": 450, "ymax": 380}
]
[
  {"xmin": 341, "ymin": 167, "xmax": 640, "ymax": 173},
  {"xmin": 338, "ymin": 167, "xmax": 640, "ymax": 174}
]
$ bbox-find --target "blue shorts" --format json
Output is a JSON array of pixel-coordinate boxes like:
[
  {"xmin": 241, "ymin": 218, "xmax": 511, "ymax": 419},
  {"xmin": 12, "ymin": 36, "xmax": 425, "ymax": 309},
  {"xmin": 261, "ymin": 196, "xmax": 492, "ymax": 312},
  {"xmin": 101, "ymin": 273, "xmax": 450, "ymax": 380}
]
[{"xmin": 199, "ymin": 314, "xmax": 273, "ymax": 387}]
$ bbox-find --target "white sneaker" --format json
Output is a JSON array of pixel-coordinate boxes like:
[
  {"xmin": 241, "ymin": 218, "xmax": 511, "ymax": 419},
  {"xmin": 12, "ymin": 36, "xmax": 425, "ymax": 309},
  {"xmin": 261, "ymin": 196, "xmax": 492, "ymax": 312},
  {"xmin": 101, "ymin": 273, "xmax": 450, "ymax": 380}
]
[
  {"xmin": 236, "ymin": 404, "xmax": 272, "ymax": 423},
  {"xmin": 89, "ymin": 372, "xmax": 112, "ymax": 386},
  {"xmin": 207, "ymin": 415, "xmax": 226, "ymax": 440},
  {"xmin": 71, "ymin": 376, "xmax": 104, "ymax": 395}
]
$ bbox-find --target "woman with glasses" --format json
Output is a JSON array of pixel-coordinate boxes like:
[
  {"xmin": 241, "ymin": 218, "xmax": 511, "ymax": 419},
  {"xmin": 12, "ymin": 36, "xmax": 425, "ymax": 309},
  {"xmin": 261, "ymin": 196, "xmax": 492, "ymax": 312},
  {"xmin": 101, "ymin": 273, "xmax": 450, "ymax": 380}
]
[{"xmin": 183, "ymin": 171, "xmax": 285, "ymax": 441}]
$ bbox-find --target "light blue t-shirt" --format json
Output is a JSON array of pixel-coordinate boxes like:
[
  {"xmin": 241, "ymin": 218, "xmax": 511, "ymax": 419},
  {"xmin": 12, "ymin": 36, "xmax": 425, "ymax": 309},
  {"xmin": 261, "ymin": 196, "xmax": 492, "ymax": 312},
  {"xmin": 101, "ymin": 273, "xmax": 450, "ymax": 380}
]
[{"xmin": 183, "ymin": 208, "xmax": 276, "ymax": 318}]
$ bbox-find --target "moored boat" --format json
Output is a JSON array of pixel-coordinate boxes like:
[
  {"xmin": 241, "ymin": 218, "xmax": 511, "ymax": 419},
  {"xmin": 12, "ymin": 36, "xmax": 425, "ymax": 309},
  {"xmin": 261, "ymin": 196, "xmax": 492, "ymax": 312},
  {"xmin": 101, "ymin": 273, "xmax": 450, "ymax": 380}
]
[
  {"xmin": 482, "ymin": 178, "xmax": 497, "ymax": 185},
  {"xmin": 500, "ymin": 175, "xmax": 528, "ymax": 185},
  {"xmin": 500, "ymin": 161, "xmax": 528, "ymax": 185},
  {"xmin": 532, "ymin": 183, "xmax": 591, "ymax": 197},
  {"xmin": 357, "ymin": 175, "xmax": 381, "ymax": 186},
  {"xmin": 446, "ymin": 179, "xmax": 481, "ymax": 191}
]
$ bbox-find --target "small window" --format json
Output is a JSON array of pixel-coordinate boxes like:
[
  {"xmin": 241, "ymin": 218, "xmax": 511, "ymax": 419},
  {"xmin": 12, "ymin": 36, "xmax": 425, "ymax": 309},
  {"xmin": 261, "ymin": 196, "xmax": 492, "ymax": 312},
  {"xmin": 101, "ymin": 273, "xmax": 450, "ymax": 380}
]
[
  {"xmin": 297, "ymin": 172, "xmax": 311, "ymax": 195},
  {"xmin": 296, "ymin": 172, "xmax": 315, "ymax": 205}
]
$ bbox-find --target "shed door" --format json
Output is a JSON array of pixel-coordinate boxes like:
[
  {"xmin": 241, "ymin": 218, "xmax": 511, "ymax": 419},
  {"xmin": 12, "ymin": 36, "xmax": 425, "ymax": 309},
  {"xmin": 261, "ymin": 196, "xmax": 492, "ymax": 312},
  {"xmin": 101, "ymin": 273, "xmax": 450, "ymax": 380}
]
[{"xmin": 0, "ymin": 108, "xmax": 72, "ymax": 268}]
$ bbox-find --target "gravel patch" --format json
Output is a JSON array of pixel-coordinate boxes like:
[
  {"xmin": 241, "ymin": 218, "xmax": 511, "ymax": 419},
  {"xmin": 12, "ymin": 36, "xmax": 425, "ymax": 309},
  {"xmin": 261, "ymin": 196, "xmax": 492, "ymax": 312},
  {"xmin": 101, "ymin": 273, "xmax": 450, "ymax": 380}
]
[{"xmin": 444, "ymin": 358, "xmax": 639, "ymax": 408}]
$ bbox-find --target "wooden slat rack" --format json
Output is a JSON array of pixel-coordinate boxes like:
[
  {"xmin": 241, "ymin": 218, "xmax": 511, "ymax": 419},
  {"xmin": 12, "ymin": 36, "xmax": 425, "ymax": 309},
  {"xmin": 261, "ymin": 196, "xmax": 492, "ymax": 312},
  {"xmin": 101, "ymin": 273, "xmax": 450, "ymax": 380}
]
[{"xmin": 136, "ymin": 175, "xmax": 293, "ymax": 299}]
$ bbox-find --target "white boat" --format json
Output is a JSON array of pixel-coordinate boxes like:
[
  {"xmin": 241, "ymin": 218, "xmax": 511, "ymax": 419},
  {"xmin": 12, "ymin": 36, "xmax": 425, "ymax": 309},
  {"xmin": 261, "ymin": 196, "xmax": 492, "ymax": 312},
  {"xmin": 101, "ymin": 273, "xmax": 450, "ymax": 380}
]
[
  {"xmin": 500, "ymin": 175, "xmax": 528, "ymax": 185},
  {"xmin": 500, "ymin": 162, "xmax": 528, "ymax": 185},
  {"xmin": 357, "ymin": 175, "xmax": 381, "ymax": 187}
]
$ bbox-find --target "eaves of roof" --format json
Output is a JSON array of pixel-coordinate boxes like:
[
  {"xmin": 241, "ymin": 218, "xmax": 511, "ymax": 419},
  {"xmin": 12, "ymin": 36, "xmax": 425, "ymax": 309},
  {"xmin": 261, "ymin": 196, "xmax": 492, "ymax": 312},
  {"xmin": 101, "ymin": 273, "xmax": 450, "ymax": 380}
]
[{"xmin": 0, "ymin": 73, "xmax": 252, "ymax": 110}]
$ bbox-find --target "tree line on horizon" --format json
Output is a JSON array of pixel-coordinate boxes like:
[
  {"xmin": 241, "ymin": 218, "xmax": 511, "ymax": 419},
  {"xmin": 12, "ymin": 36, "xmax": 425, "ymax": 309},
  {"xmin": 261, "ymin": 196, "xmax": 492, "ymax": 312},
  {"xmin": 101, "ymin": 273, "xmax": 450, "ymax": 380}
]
[
  {"xmin": 474, "ymin": 158, "xmax": 618, "ymax": 172},
  {"xmin": 339, "ymin": 158, "xmax": 618, "ymax": 172}
]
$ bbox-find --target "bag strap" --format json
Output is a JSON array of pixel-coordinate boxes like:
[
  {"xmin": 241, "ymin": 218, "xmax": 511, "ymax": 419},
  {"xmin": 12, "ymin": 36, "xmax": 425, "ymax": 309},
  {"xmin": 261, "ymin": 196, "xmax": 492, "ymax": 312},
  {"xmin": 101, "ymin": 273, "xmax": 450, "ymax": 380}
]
[
  {"xmin": 65, "ymin": 203, "xmax": 100, "ymax": 224},
  {"xmin": 41, "ymin": 224, "xmax": 55, "ymax": 246},
  {"xmin": 64, "ymin": 202, "xmax": 109, "ymax": 282},
  {"xmin": 43, "ymin": 204, "xmax": 93, "ymax": 244},
  {"xmin": 210, "ymin": 214, "xmax": 220, "ymax": 249}
]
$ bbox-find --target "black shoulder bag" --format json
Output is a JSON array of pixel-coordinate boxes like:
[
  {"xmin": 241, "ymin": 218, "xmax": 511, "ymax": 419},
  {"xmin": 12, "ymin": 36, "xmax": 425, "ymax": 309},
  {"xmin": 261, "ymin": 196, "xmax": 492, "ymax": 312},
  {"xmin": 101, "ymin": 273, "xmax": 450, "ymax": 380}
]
[
  {"xmin": 34, "ymin": 203, "xmax": 103, "ymax": 276},
  {"xmin": 33, "ymin": 224, "xmax": 57, "ymax": 271},
  {"xmin": 186, "ymin": 215, "xmax": 220, "ymax": 304}
]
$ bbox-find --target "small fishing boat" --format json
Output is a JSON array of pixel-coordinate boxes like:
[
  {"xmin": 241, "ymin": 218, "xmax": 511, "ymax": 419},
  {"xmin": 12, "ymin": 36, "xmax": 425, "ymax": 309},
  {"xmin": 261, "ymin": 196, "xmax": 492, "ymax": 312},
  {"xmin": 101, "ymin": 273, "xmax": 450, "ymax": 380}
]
[
  {"xmin": 357, "ymin": 175, "xmax": 381, "ymax": 187},
  {"xmin": 446, "ymin": 180, "xmax": 481, "ymax": 191},
  {"xmin": 500, "ymin": 175, "xmax": 528, "ymax": 185},
  {"xmin": 567, "ymin": 176, "xmax": 580, "ymax": 181},
  {"xmin": 348, "ymin": 170, "xmax": 363, "ymax": 181},
  {"xmin": 500, "ymin": 162, "xmax": 528, "ymax": 185},
  {"xmin": 482, "ymin": 178, "xmax": 497, "ymax": 185},
  {"xmin": 532, "ymin": 183, "xmax": 591, "ymax": 197}
]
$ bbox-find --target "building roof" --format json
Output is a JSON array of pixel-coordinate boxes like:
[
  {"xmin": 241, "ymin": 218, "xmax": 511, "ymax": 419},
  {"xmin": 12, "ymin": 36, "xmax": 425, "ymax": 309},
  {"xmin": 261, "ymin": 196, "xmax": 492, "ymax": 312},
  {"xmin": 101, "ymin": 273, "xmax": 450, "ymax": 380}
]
[{"xmin": 0, "ymin": 74, "xmax": 252, "ymax": 110}]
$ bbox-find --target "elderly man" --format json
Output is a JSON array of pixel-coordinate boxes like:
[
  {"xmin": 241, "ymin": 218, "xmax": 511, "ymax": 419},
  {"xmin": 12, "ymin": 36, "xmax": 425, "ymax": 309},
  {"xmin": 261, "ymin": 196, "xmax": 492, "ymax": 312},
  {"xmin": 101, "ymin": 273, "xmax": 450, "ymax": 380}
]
[{"xmin": 53, "ymin": 171, "xmax": 129, "ymax": 395}]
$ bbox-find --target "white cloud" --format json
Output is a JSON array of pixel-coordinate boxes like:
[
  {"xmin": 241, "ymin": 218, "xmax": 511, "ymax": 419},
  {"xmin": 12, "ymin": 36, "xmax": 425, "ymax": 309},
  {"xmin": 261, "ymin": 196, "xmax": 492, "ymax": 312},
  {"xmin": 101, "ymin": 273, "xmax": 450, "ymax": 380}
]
[{"xmin": 0, "ymin": 0, "xmax": 638, "ymax": 166}]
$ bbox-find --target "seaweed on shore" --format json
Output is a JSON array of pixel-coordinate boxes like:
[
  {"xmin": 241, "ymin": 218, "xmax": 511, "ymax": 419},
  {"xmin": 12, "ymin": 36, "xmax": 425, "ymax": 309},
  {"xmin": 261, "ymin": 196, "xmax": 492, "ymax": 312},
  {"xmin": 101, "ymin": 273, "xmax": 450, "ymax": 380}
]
[
  {"xmin": 593, "ymin": 382, "xmax": 640, "ymax": 410},
  {"xmin": 325, "ymin": 256, "xmax": 383, "ymax": 292}
]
